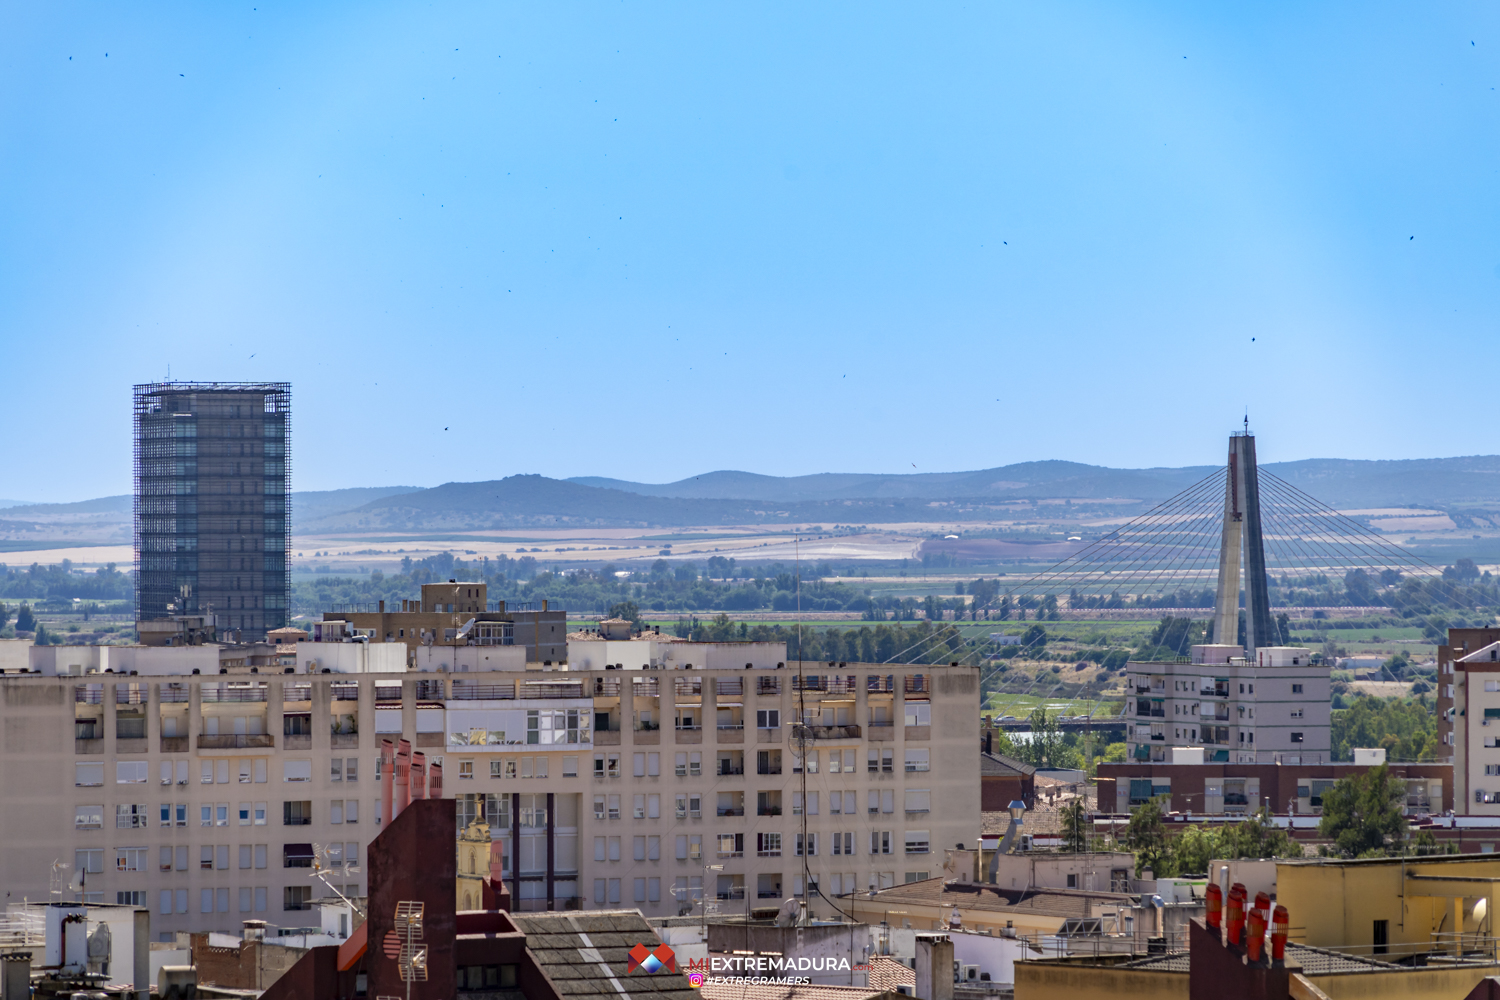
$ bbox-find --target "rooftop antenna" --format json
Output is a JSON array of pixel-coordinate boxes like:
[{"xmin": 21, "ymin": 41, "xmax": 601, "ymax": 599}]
[{"xmin": 394, "ymin": 900, "xmax": 426, "ymax": 1000}]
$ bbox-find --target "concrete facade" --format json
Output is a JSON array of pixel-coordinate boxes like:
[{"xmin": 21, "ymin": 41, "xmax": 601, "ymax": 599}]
[
  {"xmin": 325, "ymin": 581, "xmax": 567, "ymax": 666},
  {"xmin": 1124, "ymin": 645, "xmax": 1330, "ymax": 767},
  {"xmin": 0, "ymin": 644, "xmax": 977, "ymax": 936}
]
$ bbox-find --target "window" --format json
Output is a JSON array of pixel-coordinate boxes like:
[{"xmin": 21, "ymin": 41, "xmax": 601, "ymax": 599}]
[
  {"xmin": 647, "ymin": 752, "xmax": 659, "ymax": 776},
  {"xmin": 116, "ymin": 761, "xmax": 148, "ymax": 784},
  {"xmin": 284, "ymin": 801, "xmax": 312, "ymax": 825},
  {"xmin": 255, "ymin": 802, "xmax": 267, "ymax": 825},
  {"xmin": 870, "ymin": 831, "xmax": 891, "ymax": 855},
  {"xmin": 1292, "ymin": 684, "xmax": 1304, "ymax": 694},
  {"xmin": 594, "ymin": 795, "xmax": 606, "ymax": 820},
  {"xmin": 116, "ymin": 804, "xmax": 148, "ymax": 829},
  {"xmin": 634, "ymin": 836, "xmax": 646, "ymax": 861},
  {"xmin": 1290, "ymin": 708, "xmax": 1304, "ymax": 719},
  {"xmin": 608, "ymin": 795, "xmax": 620, "ymax": 820},
  {"xmin": 75, "ymin": 849, "xmax": 103, "ymax": 873},
  {"xmin": 563, "ymin": 756, "xmax": 578, "ymax": 778},
  {"xmin": 116, "ymin": 847, "xmax": 147, "ymax": 872},
  {"xmin": 459, "ymin": 760, "xmax": 474, "ymax": 780},
  {"xmin": 283, "ymin": 760, "xmax": 312, "ymax": 783},
  {"xmin": 904, "ymin": 790, "xmax": 931, "ymax": 814},
  {"xmin": 648, "ymin": 794, "xmax": 660, "ymax": 818},
  {"xmin": 757, "ymin": 709, "xmax": 780, "ymax": 729},
  {"xmin": 75, "ymin": 805, "xmax": 103, "ymax": 830},
  {"xmin": 117, "ymin": 891, "xmax": 145, "ymax": 906},
  {"xmin": 757, "ymin": 832, "xmax": 782, "ymax": 857},
  {"xmin": 634, "ymin": 753, "xmax": 646, "ymax": 777},
  {"xmin": 905, "ymin": 749, "xmax": 930, "ymax": 772},
  {"xmin": 1291, "ymin": 732, "xmax": 1304, "ymax": 743},
  {"xmin": 331, "ymin": 802, "xmax": 343, "ymax": 824},
  {"xmin": 718, "ymin": 833, "xmax": 744, "ymax": 858},
  {"xmin": 796, "ymin": 833, "xmax": 817, "ymax": 857},
  {"xmin": 904, "ymin": 703, "xmax": 931, "ymax": 726},
  {"xmin": 346, "ymin": 800, "xmax": 359, "ymax": 824},
  {"xmin": 346, "ymin": 758, "xmax": 357, "ymax": 781},
  {"xmin": 75, "ymin": 763, "xmax": 104, "ymax": 787},
  {"xmin": 239, "ymin": 803, "xmax": 252, "ymax": 826},
  {"xmin": 634, "ymin": 794, "xmax": 645, "ymax": 819},
  {"xmin": 609, "ymin": 837, "xmax": 621, "ymax": 862},
  {"xmin": 201, "ymin": 761, "xmax": 214, "ymax": 784},
  {"xmin": 284, "ymin": 886, "xmax": 312, "ymax": 911},
  {"xmin": 832, "ymin": 832, "xmax": 854, "ymax": 856},
  {"xmin": 904, "ymin": 830, "xmax": 930, "ymax": 855}
]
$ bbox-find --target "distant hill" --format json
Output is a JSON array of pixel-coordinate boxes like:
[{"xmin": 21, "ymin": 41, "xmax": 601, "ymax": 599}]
[
  {"xmin": 573, "ymin": 456, "xmax": 1500, "ymax": 510},
  {"xmin": 292, "ymin": 486, "xmax": 424, "ymax": 527},
  {"xmin": 3, "ymin": 495, "xmax": 132, "ymax": 516}
]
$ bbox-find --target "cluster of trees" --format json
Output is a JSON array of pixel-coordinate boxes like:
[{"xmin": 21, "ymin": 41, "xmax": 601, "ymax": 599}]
[
  {"xmin": 0, "ymin": 562, "xmax": 131, "ymax": 601},
  {"xmin": 654, "ymin": 613, "xmax": 1003, "ymax": 666},
  {"xmin": 1117, "ymin": 764, "xmax": 1452, "ymax": 875},
  {"xmin": 1330, "ymin": 695, "xmax": 1437, "ymax": 762},
  {"xmin": 296, "ymin": 553, "xmax": 882, "ymax": 616}
]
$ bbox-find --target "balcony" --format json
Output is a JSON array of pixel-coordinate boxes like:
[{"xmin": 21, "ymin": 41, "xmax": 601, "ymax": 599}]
[
  {"xmin": 806, "ymin": 725, "xmax": 861, "ymax": 740},
  {"xmin": 450, "ymin": 683, "xmax": 516, "ymax": 701},
  {"xmin": 675, "ymin": 728, "xmax": 702, "ymax": 745},
  {"xmin": 867, "ymin": 723, "xmax": 894, "ymax": 742},
  {"xmin": 594, "ymin": 730, "xmax": 621, "ymax": 746},
  {"xmin": 903, "ymin": 726, "xmax": 929, "ymax": 741},
  {"xmin": 75, "ymin": 737, "xmax": 103, "ymax": 754},
  {"xmin": 116, "ymin": 738, "xmax": 148, "ymax": 754},
  {"xmin": 716, "ymin": 725, "xmax": 744, "ymax": 744},
  {"xmin": 284, "ymin": 735, "xmax": 312, "ymax": 750},
  {"xmin": 197, "ymin": 734, "xmax": 275, "ymax": 749},
  {"xmin": 718, "ymin": 764, "xmax": 744, "ymax": 776},
  {"xmin": 415, "ymin": 732, "xmax": 444, "ymax": 748},
  {"xmin": 160, "ymin": 736, "xmax": 189, "ymax": 753},
  {"xmin": 330, "ymin": 733, "xmax": 359, "ymax": 749},
  {"xmin": 717, "ymin": 807, "xmax": 745, "ymax": 817}
]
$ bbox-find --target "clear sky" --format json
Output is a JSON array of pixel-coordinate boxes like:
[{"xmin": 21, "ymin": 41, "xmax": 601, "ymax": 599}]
[{"xmin": 2, "ymin": 3, "xmax": 1498, "ymax": 502}]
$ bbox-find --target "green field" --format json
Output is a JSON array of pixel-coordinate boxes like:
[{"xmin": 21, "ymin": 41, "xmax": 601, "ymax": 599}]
[{"xmin": 983, "ymin": 691, "xmax": 1125, "ymax": 719}]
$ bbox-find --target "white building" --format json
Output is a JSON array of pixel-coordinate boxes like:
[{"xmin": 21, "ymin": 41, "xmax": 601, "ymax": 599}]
[{"xmin": 1124, "ymin": 644, "xmax": 1330, "ymax": 764}]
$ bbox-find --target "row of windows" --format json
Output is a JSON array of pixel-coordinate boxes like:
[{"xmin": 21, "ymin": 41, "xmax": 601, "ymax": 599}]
[
  {"xmin": 76, "ymin": 759, "xmax": 341, "ymax": 787},
  {"xmin": 75, "ymin": 801, "xmax": 361, "ymax": 830},
  {"xmin": 75, "ymin": 842, "xmax": 357, "ymax": 874}
]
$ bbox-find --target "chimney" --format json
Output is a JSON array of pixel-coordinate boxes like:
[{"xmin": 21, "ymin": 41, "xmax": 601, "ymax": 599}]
[
  {"xmin": 379, "ymin": 600, "xmax": 385, "ymax": 613},
  {"xmin": 542, "ymin": 599, "xmax": 548, "ymax": 612},
  {"xmin": 429, "ymin": 761, "xmax": 443, "ymax": 799},
  {"xmin": 2, "ymin": 953, "xmax": 32, "ymax": 1000},
  {"xmin": 242, "ymin": 920, "xmax": 267, "ymax": 942},
  {"xmin": 914, "ymin": 934, "xmax": 954, "ymax": 1000},
  {"xmin": 411, "ymin": 752, "xmax": 427, "ymax": 801},
  {"xmin": 985, "ymin": 731, "xmax": 992, "ymax": 755},
  {"xmin": 380, "ymin": 740, "xmax": 395, "ymax": 827},
  {"xmin": 394, "ymin": 739, "xmax": 412, "ymax": 818}
]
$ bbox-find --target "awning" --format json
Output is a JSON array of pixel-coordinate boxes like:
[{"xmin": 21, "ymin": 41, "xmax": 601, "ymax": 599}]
[{"xmin": 284, "ymin": 843, "xmax": 315, "ymax": 860}]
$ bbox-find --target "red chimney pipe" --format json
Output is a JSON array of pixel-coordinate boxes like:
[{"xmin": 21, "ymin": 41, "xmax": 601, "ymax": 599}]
[
  {"xmin": 380, "ymin": 739, "xmax": 395, "ymax": 828},
  {"xmin": 428, "ymin": 761, "xmax": 443, "ymax": 799},
  {"xmin": 1226, "ymin": 885, "xmax": 1246, "ymax": 946},
  {"xmin": 394, "ymin": 739, "xmax": 412, "ymax": 818},
  {"xmin": 1205, "ymin": 882, "xmax": 1222, "ymax": 929},
  {"xmin": 411, "ymin": 752, "xmax": 427, "ymax": 801},
  {"xmin": 1246, "ymin": 908, "xmax": 1266, "ymax": 962},
  {"xmin": 1271, "ymin": 905, "xmax": 1288, "ymax": 962}
]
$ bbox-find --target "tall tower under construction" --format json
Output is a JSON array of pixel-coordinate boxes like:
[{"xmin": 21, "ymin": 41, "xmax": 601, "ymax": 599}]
[{"xmin": 134, "ymin": 382, "xmax": 291, "ymax": 640}]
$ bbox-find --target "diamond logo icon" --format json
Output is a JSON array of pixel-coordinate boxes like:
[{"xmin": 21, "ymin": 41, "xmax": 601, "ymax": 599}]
[{"xmin": 627, "ymin": 943, "xmax": 675, "ymax": 974}]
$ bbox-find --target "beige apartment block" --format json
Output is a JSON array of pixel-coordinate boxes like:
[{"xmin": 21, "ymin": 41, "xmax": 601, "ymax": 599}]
[{"xmin": 0, "ymin": 644, "xmax": 978, "ymax": 937}]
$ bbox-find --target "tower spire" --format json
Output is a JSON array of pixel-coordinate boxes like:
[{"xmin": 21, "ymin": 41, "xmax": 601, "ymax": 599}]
[{"xmin": 1212, "ymin": 431, "xmax": 1275, "ymax": 655}]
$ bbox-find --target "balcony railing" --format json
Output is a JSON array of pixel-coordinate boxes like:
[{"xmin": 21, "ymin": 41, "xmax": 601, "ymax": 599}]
[
  {"xmin": 520, "ymin": 681, "xmax": 584, "ymax": 699},
  {"xmin": 201, "ymin": 686, "xmax": 268, "ymax": 703},
  {"xmin": 283, "ymin": 684, "xmax": 312, "ymax": 703},
  {"xmin": 197, "ymin": 734, "xmax": 275, "ymax": 749},
  {"xmin": 74, "ymin": 688, "xmax": 103, "ymax": 704},
  {"xmin": 717, "ymin": 678, "xmax": 743, "ymax": 697},
  {"xmin": 115, "ymin": 687, "xmax": 145, "ymax": 705},
  {"xmin": 717, "ymin": 807, "xmax": 744, "ymax": 817},
  {"xmin": 805, "ymin": 724, "xmax": 861, "ymax": 740},
  {"xmin": 450, "ymin": 684, "xmax": 516, "ymax": 701},
  {"xmin": 159, "ymin": 686, "xmax": 190, "ymax": 703}
]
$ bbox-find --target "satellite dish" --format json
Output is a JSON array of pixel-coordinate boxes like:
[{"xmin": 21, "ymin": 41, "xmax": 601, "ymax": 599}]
[{"xmin": 69, "ymin": 872, "xmax": 83, "ymax": 893}]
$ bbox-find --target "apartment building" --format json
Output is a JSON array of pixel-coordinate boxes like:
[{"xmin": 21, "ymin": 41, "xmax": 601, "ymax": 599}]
[
  {"xmin": 1124, "ymin": 644, "xmax": 1330, "ymax": 765},
  {"xmin": 0, "ymin": 642, "xmax": 977, "ymax": 936},
  {"xmin": 1097, "ymin": 758, "xmax": 1449, "ymax": 816},
  {"xmin": 1437, "ymin": 627, "xmax": 1500, "ymax": 765},
  {"xmin": 1444, "ymin": 635, "xmax": 1500, "ymax": 813},
  {"xmin": 321, "ymin": 581, "xmax": 566, "ymax": 665},
  {"xmin": 133, "ymin": 382, "xmax": 291, "ymax": 641}
]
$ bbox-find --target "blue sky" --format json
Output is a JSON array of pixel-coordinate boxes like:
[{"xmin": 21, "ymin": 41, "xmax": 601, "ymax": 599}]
[{"xmin": 2, "ymin": 2, "xmax": 1498, "ymax": 501}]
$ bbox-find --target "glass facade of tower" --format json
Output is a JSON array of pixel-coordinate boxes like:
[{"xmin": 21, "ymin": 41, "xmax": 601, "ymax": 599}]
[{"xmin": 134, "ymin": 382, "xmax": 291, "ymax": 639}]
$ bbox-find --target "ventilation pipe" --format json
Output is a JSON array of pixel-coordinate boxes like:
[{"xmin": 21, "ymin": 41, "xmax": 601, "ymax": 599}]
[
  {"xmin": 381, "ymin": 740, "xmax": 395, "ymax": 826},
  {"xmin": 428, "ymin": 761, "xmax": 443, "ymax": 799},
  {"xmin": 410, "ymin": 752, "xmax": 427, "ymax": 801},
  {"xmin": 394, "ymin": 739, "xmax": 412, "ymax": 818}
]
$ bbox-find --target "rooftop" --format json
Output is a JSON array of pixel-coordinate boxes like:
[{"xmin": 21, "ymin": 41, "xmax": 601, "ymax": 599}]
[
  {"xmin": 859, "ymin": 878, "xmax": 1133, "ymax": 918},
  {"xmin": 699, "ymin": 982, "xmax": 892, "ymax": 1000},
  {"xmin": 1117, "ymin": 942, "xmax": 1403, "ymax": 976},
  {"xmin": 981, "ymin": 751, "xmax": 1036, "ymax": 778},
  {"xmin": 509, "ymin": 910, "xmax": 697, "ymax": 1000}
]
